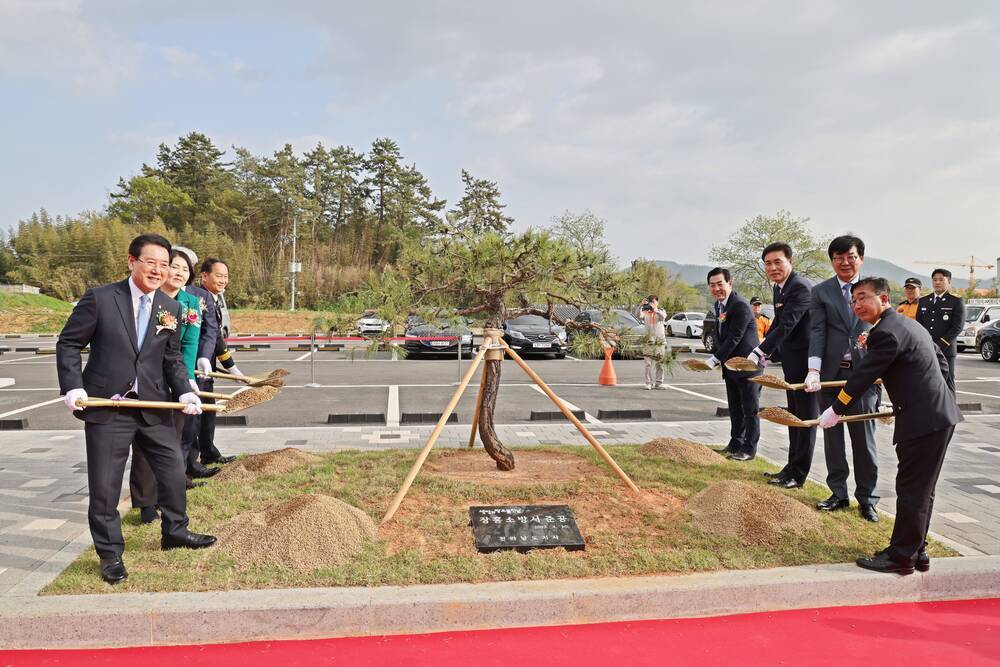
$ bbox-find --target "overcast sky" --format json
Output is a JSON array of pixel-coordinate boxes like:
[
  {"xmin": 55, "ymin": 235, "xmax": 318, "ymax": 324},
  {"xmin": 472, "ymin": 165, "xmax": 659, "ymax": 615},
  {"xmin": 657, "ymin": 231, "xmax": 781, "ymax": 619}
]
[{"xmin": 2, "ymin": 1, "xmax": 999, "ymax": 269}]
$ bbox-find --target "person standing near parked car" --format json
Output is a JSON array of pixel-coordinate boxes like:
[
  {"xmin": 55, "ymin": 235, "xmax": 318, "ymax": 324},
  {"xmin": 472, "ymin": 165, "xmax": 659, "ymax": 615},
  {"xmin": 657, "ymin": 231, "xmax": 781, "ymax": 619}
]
[
  {"xmin": 640, "ymin": 295, "xmax": 667, "ymax": 390},
  {"xmin": 916, "ymin": 269, "xmax": 964, "ymax": 383}
]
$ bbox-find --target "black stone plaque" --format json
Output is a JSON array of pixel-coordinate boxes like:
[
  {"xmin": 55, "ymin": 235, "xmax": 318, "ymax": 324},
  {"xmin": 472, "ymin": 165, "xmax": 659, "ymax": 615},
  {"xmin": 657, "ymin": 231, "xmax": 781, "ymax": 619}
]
[{"xmin": 469, "ymin": 505, "xmax": 585, "ymax": 553}]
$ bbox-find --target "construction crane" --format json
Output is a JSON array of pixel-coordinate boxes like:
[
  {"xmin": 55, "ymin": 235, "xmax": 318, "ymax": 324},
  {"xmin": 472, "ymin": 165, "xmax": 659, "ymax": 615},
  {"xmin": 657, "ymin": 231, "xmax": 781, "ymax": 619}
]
[{"xmin": 914, "ymin": 256, "xmax": 996, "ymax": 287}]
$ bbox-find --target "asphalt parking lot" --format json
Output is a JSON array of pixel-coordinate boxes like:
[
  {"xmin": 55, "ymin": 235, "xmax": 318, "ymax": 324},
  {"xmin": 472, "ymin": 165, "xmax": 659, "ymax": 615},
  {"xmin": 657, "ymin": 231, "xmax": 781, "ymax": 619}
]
[{"xmin": 2, "ymin": 335, "xmax": 1000, "ymax": 429}]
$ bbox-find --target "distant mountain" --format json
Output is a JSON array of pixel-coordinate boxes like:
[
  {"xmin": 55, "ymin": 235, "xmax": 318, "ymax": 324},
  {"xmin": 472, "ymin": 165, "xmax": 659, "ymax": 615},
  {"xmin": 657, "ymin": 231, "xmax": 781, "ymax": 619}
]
[{"xmin": 656, "ymin": 258, "xmax": 969, "ymax": 288}]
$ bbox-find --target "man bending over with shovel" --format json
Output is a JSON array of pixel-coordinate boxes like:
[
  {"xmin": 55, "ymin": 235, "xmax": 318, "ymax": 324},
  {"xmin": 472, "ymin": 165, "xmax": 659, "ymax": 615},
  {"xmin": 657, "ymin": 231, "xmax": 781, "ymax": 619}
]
[{"xmin": 818, "ymin": 277, "xmax": 962, "ymax": 575}]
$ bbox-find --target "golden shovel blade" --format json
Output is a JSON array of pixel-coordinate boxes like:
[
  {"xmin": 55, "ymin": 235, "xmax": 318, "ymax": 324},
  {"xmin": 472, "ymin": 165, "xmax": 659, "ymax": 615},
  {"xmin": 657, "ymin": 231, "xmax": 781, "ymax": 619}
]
[
  {"xmin": 749, "ymin": 373, "xmax": 794, "ymax": 390},
  {"xmin": 220, "ymin": 384, "xmax": 280, "ymax": 413},
  {"xmin": 758, "ymin": 406, "xmax": 807, "ymax": 427},
  {"xmin": 682, "ymin": 358, "xmax": 716, "ymax": 372},
  {"xmin": 724, "ymin": 356, "xmax": 760, "ymax": 372}
]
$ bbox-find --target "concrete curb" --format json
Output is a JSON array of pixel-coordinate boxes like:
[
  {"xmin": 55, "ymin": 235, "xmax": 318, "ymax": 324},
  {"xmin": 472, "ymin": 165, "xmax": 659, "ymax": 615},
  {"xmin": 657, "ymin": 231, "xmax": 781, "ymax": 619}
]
[{"xmin": 3, "ymin": 556, "xmax": 1000, "ymax": 649}]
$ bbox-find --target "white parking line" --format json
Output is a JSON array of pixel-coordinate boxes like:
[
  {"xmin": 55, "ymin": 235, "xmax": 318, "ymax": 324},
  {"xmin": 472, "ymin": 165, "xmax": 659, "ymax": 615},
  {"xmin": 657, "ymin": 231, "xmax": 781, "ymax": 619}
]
[
  {"xmin": 0, "ymin": 397, "xmax": 64, "ymax": 419},
  {"xmin": 387, "ymin": 385, "xmax": 400, "ymax": 427},
  {"xmin": 293, "ymin": 350, "xmax": 313, "ymax": 362},
  {"xmin": 659, "ymin": 383, "xmax": 728, "ymax": 405},
  {"xmin": 529, "ymin": 384, "xmax": 601, "ymax": 423},
  {"xmin": 956, "ymin": 390, "xmax": 1000, "ymax": 400}
]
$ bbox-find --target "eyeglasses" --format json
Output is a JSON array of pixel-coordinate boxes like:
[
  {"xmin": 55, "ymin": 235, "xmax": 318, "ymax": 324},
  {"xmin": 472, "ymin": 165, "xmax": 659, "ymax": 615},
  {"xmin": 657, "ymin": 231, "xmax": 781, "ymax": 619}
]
[
  {"xmin": 849, "ymin": 293, "xmax": 879, "ymax": 306},
  {"xmin": 833, "ymin": 254, "xmax": 860, "ymax": 265},
  {"xmin": 134, "ymin": 257, "xmax": 170, "ymax": 271}
]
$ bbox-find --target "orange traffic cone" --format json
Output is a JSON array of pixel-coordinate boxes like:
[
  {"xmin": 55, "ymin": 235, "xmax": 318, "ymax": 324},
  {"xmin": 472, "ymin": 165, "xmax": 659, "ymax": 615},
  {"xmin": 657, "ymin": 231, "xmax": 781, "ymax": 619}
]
[{"xmin": 598, "ymin": 346, "xmax": 617, "ymax": 386}]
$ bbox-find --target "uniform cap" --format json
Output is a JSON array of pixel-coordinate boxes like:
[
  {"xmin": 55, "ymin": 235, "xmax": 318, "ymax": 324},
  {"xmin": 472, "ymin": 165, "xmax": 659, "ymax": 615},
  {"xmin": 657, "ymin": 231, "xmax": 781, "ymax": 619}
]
[
  {"xmin": 173, "ymin": 245, "xmax": 198, "ymax": 267},
  {"xmin": 903, "ymin": 277, "xmax": 921, "ymax": 288},
  {"xmin": 749, "ymin": 297, "xmax": 762, "ymax": 305}
]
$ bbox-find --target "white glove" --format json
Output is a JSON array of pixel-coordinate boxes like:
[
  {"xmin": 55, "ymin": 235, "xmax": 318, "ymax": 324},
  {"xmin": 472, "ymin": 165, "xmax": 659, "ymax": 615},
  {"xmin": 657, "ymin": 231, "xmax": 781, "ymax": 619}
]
[
  {"xmin": 804, "ymin": 370, "xmax": 822, "ymax": 393},
  {"xmin": 705, "ymin": 357, "xmax": 719, "ymax": 370},
  {"xmin": 746, "ymin": 348, "xmax": 767, "ymax": 369},
  {"xmin": 228, "ymin": 365, "xmax": 244, "ymax": 378},
  {"xmin": 64, "ymin": 388, "xmax": 88, "ymax": 412},
  {"xmin": 196, "ymin": 357, "xmax": 211, "ymax": 375},
  {"xmin": 189, "ymin": 379, "xmax": 199, "ymax": 393},
  {"xmin": 818, "ymin": 406, "xmax": 840, "ymax": 429},
  {"xmin": 179, "ymin": 392, "xmax": 203, "ymax": 415}
]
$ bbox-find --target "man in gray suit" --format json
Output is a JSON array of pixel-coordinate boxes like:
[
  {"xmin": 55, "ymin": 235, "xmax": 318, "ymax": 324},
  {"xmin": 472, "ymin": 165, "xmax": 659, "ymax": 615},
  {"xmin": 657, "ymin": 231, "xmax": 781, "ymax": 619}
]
[{"xmin": 805, "ymin": 234, "xmax": 880, "ymax": 522}]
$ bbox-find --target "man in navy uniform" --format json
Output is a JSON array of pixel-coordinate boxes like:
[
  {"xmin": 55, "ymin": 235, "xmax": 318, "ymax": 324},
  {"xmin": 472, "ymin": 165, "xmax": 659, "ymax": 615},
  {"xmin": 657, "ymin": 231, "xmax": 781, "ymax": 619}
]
[
  {"xmin": 916, "ymin": 268, "xmax": 964, "ymax": 383},
  {"xmin": 805, "ymin": 235, "xmax": 879, "ymax": 522},
  {"xmin": 819, "ymin": 277, "xmax": 961, "ymax": 575},
  {"xmin": 703, "ymin": 267, "xmax": 761, "ymax": 461},
  {"xmin": 744, "ymin": 242, "xmax": 818, "ymax": 489}
]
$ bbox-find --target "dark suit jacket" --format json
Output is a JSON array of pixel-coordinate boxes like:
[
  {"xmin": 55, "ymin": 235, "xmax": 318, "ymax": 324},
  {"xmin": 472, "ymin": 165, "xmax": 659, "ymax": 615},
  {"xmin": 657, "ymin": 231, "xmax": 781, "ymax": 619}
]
[
  {"xmin": 56, "ymin": 279, "xmax": 191, "ymax": 425},
  {"xmin": 833, "ymin": 308, "xmax": 963, "ymax": 443},
  {"xmin": 758, "ymin": 271, "xmax": 813, "ymax": 365},
  {"xmin": 714, "ymin": 291, "xmax": 761, "ymax": 378},
  {"xmin": 916, "ymin": 292, "xmax": 964, "ymax": 358},
  {"xmin": 184, "ymin": 284, "xmax": 218, "ymax": 362}
]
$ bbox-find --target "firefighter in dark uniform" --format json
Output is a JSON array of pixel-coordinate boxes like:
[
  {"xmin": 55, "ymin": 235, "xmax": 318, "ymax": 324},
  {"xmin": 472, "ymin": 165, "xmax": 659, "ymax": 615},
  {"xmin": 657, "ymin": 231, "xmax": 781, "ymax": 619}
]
[
  {"xmin": 195, "ymin": 257, "xmax": 239, "ymax": 465},
  {"xmin": 915, "ymin": 268, "xmax": 964, "ymax": 383},
  {"xmin": 896, "ymin": 277, "xmax": 921, "ymax": 320},
  {"xmin": 818, "ymin": 277, "xmax": 962, "ymax": 575}
]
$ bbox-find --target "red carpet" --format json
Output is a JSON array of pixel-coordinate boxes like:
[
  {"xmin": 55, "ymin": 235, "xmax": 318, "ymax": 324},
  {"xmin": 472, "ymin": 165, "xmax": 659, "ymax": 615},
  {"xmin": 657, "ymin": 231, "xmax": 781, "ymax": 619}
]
[{"xmin": 4, "ymin": 598, "xmax": 999, "ymax": 666}]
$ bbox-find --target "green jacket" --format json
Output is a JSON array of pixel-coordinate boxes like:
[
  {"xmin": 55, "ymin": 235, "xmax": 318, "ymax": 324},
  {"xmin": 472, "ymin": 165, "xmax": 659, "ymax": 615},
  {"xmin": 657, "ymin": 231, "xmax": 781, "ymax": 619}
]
[{"xmin": 173, "ymin": 288, "xmax": 201, "ymax": 379}]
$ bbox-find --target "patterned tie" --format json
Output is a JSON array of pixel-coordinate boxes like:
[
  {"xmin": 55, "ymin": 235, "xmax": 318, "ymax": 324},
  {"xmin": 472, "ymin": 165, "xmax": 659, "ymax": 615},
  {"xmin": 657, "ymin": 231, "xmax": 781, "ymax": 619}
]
[
  {"xmin": 842, "ymin": 283, "xmax": 851, "ymax": 310},
  {"xmin": 136, "ymin": 294, "xmax": 151, "ymax": 350}
]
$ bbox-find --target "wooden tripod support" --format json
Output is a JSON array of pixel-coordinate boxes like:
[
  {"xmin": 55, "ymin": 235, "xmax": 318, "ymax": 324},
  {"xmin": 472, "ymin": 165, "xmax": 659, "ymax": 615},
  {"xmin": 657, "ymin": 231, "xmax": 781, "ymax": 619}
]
[{"xmin": 381, "ymin": 329, "xmax": 640, "ymax": 525}]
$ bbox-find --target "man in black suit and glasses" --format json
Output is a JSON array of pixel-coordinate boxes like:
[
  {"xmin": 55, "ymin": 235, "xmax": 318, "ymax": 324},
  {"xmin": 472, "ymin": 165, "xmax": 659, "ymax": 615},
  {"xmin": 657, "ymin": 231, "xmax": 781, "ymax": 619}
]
[
  {"xmin": 702, "ymin": 267, "xmax": 762, "ymax": 461},
  {"xmin": 820, "ymin": 277, "xmax": 962, "ymax": 575},
  {"xmin": 57, "ymin": 234, "xmax": 217, "ymax": 585},
  {"xmin": 744, "ymin": 242, "xmax": 819, "ymax": 489}
]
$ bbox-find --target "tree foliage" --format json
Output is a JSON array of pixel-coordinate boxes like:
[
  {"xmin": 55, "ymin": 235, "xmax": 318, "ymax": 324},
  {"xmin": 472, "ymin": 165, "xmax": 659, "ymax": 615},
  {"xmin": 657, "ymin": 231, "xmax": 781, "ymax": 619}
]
[
  {"xmin": 708, "ymin": 210, "xmax": 832, "ymax": 301},
  {"xmin": 550, "ymin": 209, "xmax": 612, "ymax": 266}
]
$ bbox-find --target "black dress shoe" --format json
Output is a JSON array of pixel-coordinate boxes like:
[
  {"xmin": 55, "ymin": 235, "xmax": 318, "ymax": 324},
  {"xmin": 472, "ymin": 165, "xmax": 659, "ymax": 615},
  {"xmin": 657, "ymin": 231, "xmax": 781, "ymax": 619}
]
[
  {"xmin": 139, "ymin": 506, "xmax": 159, "ymax": 524},
  {"xmin": 773, "ymin": 478, "xmax": 804, "ymax": 489},
  {"xmin": 856, "ymin": 551, "xmax": 914, "ymax": 575},
  {"xmin": 186, "ymin": 477, "xmax": 207, "ymax": 489},
  {"xmin": 916, "ymin": 550, "xmax": 930, "ymax": 572},
  {"xmin": 714, "ymin": 447, "xmax": 737, "ymax": 455},
  {"xmin": 99, "ymin": 557, "xmax": 128, "ymax": 584},
  {"xmin": 189, "ymin": 464, "xmax": 220, "ymax": 479},
  {"xmin": 859, "ymin": 504, "xmax": 879, "ymax": 522},
  {"xmin": 727, "ymin": 452, "xmax": 754, "ymax": 461},
  {"xmin": 162, "ymin": 531, "xmax": 217, "ymax": 551},
  {"xmin": 816, "ymin": 495, "xmax": 850, "ymax": 512},
  {"xmin": 767, "ymin": 475, "xmax": 789, "ymax": 486},
  {"xmin": 763, "ymin": 470, "xmax": 785, "ymax": 478},
  {"xmin": 201, "ymin": 454, "xmax": 236, "ymax": 465}
]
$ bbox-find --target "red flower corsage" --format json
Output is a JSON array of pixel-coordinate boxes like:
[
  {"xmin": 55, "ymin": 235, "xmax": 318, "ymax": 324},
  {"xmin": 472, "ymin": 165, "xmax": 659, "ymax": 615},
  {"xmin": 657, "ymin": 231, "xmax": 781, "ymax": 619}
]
[{"xmin": 856, "ymin": 332, "xmax": 869, "ymax": 350}]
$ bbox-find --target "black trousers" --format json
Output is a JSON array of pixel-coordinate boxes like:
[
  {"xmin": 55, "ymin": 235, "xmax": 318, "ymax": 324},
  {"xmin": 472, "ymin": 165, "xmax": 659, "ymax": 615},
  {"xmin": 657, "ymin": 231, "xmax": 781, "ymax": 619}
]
[
  {"xmin": 779, "ymin": 353, "xmax": 818, "ymax": 483},
  {"xmin": 196, "ymin": 376, "xmax": 222, "ymax": 461},
  {"xmin": 944, "ymin": 354, "xmax": 957, "ymax": 385},
  {"xmin": 723, "ymin": 370, "xmax": 761, "ymax": 456},
  {"xmin": 86, "ymin": 411, "xmax": 189, "ymax": 559},
  {"xmin": 887, "ymin": 425, "xmax": 954, "ymax": 563},
  {"xmin": 129, "ymin": 412, "xmax": 185, "ymax": 509}
]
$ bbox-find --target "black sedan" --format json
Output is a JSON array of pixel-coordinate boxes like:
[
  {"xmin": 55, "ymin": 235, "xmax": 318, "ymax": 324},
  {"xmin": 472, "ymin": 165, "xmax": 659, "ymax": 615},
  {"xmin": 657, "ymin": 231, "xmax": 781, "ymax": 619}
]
[
  {"xmin": 403, "ymin": 316, "xmax": 474, "ymax": 358},
  {"xmin": 503, "ymin": 314, "xmax": 567, "ymax": 358},
  {"xmin": 977, "ymin": 320, "xmax": 1000, "ymax": 362}
]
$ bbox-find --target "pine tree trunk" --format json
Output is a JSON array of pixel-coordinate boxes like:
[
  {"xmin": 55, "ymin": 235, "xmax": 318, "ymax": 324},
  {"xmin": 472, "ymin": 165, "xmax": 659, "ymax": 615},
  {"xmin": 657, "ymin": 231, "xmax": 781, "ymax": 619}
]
[{"xmin": 478, "ymin": 318, "xmax": 515, "ymax": 471}]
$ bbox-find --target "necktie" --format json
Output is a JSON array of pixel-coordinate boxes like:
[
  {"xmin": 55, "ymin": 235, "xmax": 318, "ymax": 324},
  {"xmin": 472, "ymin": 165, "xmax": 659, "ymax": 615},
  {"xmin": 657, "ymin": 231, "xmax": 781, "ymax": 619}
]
[
  {"xmin": 842, "ymin": 283, "xmax": 851, "ymax": 309},
  {"xmin": 136, "ymin": 294, "xmax": 151, "ymax": 350}
]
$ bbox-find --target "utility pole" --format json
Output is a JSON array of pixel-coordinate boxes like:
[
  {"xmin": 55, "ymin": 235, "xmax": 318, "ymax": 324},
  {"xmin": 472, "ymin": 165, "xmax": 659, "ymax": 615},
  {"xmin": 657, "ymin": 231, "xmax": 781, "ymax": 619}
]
[{"xmin": 288, "ymin": 215, "xmax": 302, "ymax": 311}]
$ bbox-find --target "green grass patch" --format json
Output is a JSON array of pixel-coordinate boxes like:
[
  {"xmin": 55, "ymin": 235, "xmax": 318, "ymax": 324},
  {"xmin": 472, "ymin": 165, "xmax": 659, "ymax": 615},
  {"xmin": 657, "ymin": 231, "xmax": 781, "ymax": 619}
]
[{"xmin": 42, "ymin": 445, "xmax": 957, "ymax": 595}]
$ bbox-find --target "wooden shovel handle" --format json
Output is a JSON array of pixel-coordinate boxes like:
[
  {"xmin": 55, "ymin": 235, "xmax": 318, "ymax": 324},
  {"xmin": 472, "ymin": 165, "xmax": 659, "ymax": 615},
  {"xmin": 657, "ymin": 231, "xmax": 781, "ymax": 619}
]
[
  {"xmin": 798, "ymin": 411, "xmax": 892, "ymax": 427},
  {"xmin": 77, "ymin": 398, "xmax": 224, "ymax": 412},
  {"xmin": 196, "ymin": 391, "xmax": 232, "ymax": 400},
  {"xmin": 786, "ymin": 378, "xmax": 885, "ymax": 391},
  {"xmin": 196, "ymin": 370, "xmax": 255, "ymax": 382}
]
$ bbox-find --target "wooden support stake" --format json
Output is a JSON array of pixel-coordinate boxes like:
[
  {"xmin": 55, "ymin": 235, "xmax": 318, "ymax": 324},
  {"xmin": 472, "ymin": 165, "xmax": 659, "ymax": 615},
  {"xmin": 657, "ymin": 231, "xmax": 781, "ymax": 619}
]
[
  {"xmin": 381, "ymin": 341, "xmax": 490, "ymax": 525},
  {"xmin": 467, "ymin": 363, "xmax": 489, "ymax": 449},
  {"xmin": 501, "ymin": 342, "xmax": 640, "ymax": 494}
]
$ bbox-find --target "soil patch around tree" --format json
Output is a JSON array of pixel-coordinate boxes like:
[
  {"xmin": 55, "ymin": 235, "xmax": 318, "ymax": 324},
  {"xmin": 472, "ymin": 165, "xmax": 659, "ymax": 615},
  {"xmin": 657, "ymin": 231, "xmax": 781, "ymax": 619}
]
[
  {"xmin": 687, "ymin": 480, "xmax": 823, "ymax": 545},
  {"xmin": 424, "ymin": 449, "xmax": 606, "ymax": 485}
]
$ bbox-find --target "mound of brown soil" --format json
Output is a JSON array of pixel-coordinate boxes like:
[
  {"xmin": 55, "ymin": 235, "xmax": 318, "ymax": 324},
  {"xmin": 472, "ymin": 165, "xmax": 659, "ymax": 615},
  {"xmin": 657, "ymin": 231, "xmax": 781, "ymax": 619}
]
[
  {"xmin": 214, "ymin": 447, "xmax": 323, "ymax": 483},
  {"xmin": 424, "ymin": 449, "xmax": 604, "ymax": 485},
  {"xmin": 687, "ymin": 481, "xmax": 822, "ymax": 545},
  {"xmin": 640, "ymin": 437, "xmax": 724, "ymax": 466},
  {"xmin": 218, "ymin": 493, "xmax": 377, "ymax": 570}
]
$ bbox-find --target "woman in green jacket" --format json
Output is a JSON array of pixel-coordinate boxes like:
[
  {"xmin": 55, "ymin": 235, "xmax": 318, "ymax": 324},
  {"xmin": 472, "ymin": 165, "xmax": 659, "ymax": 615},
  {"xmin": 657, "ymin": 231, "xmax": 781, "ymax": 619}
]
[{"xmin": 130, "ymin": 248, "xmax": 203, "ymax": 523}]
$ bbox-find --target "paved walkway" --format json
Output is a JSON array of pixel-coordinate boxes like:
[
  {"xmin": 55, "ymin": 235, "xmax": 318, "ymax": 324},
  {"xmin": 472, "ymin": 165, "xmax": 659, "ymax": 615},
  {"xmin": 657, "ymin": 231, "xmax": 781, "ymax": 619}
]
[{"xmin": 3, "ymin": 415, "xmax": 1000, "ymax": 595}]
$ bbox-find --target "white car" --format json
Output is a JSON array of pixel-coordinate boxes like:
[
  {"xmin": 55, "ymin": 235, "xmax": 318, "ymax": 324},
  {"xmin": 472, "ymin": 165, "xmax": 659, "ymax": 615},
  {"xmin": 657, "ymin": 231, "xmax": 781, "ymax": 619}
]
[
  {"xmin": 958, "ymin": 300, "xmax": 1000, "ymax": 352},
  {"xmin": 356, "ymin": 311, "xmax": 390, "ymax": 336},
  {"xmin": 666, "ymin": 311, "xmax": 705, "ymax": 339}
]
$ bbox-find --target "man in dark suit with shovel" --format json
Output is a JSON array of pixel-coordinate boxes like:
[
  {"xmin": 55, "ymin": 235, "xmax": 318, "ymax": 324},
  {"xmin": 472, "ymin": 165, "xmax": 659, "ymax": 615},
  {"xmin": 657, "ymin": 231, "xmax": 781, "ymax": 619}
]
[
  {"xmin": 819, "ymin": 277, "xmax": 962, "ymax": 575},
  {"xmin": 57, "ymin": 234, "xmax": 217, "ymax": 585}
]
